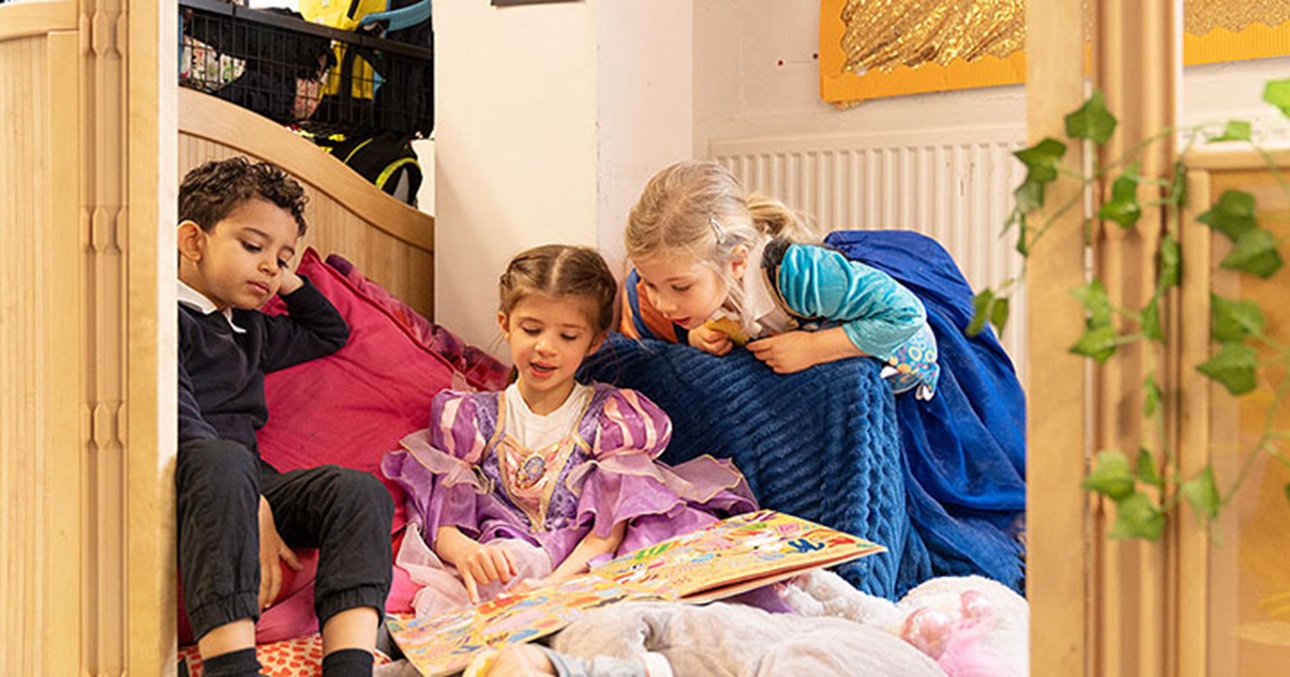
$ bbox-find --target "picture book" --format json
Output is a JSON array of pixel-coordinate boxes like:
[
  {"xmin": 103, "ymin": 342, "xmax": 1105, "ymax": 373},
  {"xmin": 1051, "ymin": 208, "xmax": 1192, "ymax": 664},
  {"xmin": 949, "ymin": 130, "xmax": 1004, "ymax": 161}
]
[
  {"xmin": 588, "ymin": 509, "xmax": 886, "ymax": 603},
  {"xmin": 388, "ymin": 510, "xmax": 885, "ymax": 676}
]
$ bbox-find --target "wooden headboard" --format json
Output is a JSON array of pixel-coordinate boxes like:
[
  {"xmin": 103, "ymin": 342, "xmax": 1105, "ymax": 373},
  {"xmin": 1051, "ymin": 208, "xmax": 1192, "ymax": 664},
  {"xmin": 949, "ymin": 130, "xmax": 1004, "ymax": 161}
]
[{"xmin": 178, "ymin": 88, "xmax": 435, "ymax": 318}]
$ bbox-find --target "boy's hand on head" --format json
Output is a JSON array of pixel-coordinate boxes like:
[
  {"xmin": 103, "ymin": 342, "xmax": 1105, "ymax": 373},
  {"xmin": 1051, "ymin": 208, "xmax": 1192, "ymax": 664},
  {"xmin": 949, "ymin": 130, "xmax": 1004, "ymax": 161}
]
[
  {"xmin": 747, "ymin": 331, "xmax": 825, "ymax": 374},
  {"xmin": 257, "ymin": 497, "xmax": 302, "ymax": 610},
  {"xmin": 278, "ymin": 266, "xmax": 304, "ymax": 296},
  {"xmin": 687, "ymin": 324, "xmax": 733, "ymax": 356},
  {"xmin": 459, "ymin": 542, "xmax": 518, "ymax": 605}
]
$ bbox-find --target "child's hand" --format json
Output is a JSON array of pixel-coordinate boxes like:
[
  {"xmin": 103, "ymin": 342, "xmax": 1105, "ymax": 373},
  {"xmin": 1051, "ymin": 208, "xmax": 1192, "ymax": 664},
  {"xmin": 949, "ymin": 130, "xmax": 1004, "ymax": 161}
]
[
  {"xmin": 687, "ymin": 324, "xmax": 734, "ymax": 356},
  {"xmin": 257, "ymin": 497, "xmax": 302, "ymax": 610},
  {"xmin": 459, "ymin": 542, "xmax": 518, "ymax": 605},
  {"xmin": 506, "ymin": 573, "xmax": 559, "ymax": 596},
  {"xmin": 747, "ymin": 331, "xmax": 824, "ymax": 374},
  {"xmin": 278, "ymin": 266, "xmax": 304, "ymax": 296}
]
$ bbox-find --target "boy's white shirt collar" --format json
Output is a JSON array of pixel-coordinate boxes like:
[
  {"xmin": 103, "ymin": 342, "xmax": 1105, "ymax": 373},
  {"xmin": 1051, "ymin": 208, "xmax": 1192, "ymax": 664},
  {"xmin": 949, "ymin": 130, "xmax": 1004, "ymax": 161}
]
[{"xmin": 177, "ymin": 278, "xmax": 247, "ymax": 334}]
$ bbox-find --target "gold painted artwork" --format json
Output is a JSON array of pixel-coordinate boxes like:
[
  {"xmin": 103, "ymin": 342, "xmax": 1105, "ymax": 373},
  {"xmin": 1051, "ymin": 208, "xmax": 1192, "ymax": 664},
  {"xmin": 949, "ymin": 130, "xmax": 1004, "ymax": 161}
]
[{"xmin": 823, "ymin": 0, "xmax": 1290, "ymax": 104}]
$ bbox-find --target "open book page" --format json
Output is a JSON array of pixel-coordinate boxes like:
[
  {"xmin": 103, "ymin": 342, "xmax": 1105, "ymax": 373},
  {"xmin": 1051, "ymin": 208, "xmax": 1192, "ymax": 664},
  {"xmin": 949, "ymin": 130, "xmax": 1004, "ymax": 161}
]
[
  {"xmin": 388, "ymin": 510, "xmax": 885, "ymax": 676},
  {"xmin": 589, "ymin": 509, "xmax": 886, "ymax": 601}
]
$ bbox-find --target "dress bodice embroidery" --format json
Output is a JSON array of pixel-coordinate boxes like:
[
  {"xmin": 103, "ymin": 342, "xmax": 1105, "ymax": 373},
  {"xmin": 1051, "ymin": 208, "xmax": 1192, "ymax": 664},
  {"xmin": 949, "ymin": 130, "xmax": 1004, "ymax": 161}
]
[{"xmin": 489, "ymin": 393, "xmax": 592, "ymax": 532}]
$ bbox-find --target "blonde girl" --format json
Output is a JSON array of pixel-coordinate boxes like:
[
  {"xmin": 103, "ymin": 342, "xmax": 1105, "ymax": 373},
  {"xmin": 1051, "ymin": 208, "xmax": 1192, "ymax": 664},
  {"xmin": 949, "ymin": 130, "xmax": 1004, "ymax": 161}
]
[{"xmin": 619, "ymin": 160, "xmax": 1026, "ymax": 593}]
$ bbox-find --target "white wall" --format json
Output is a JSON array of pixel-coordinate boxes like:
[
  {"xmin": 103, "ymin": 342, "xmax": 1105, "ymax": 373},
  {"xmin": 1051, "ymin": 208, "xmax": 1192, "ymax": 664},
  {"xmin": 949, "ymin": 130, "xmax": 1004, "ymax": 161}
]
[
  {"xmin": 693, "ymin": 0, "xmax": 1026, "ymax": 159},
  {"xmin": 435, "ymin": 0, "xmax": 1290, "ymax": 359},
  {"xmin": 596, "ymin": 1, "xmax": 693, "ymax": 278},
  {"xmin": 435, "ymin": 0, "xmax": 693, "ymax": 357},
  {"xmin": 693, "ymin": 1, "xmax": 1290, "ymax": 160},
  {"xmin": 435, "ymin": 0, "xmax": 601, "ymax": 355}
]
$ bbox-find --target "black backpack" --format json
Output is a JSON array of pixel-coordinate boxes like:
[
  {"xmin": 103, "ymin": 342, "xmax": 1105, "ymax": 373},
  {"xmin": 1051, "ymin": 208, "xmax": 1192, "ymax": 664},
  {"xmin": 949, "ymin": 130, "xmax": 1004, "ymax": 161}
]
[{"xmin": 308, "ymin": 130, "xmax": 424, "ymax": 206}]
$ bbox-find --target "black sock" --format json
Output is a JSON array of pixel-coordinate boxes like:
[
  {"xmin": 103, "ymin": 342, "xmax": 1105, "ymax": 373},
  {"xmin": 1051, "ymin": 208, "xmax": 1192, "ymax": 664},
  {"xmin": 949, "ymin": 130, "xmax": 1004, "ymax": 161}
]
[
  {"xmin": 321, "ymin": 648, "xmax": 373, "ymax": 677},
  {"xmin": 202, "ymin": 647, "xmax": 262, "ymax": 677}
]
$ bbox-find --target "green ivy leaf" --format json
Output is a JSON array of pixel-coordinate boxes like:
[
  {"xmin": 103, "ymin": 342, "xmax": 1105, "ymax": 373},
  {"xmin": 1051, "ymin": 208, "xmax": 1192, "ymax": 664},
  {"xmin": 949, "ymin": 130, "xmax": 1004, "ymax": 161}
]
[
  {"xmin": 991, "ymin": 296, "xmax": 1011, "ymax": 336},
  {"xmin": 1108, "ymin": 491, "xmax": 1166, "ymax": 541},
  {"xmin": 1159, "ymin": 234, "xmax": 1181, "ymax": 289},
  {"xmin": 1197, "ymin": 190, "xmax": 1257, "ymax": 241},
  {"xmin": 1196, "ymin": 342, "xmax": 1259, "ymax": 395},
  {"xmin": 1066, "ymin": 90, "xmax": 1118, "ymax": 145},
  {"xmin": 1210, "ymin": 293, "xmax": 1266, "ymax": 342},
  {"xmin": 1136, "ymin": 448, "xmax": 1164, "ymax": 489},
  {"xmin": 1071, "ymin": 278, "xmax": 1113, "ymax": 328},
  {"xmin": 967, "ymin": 289, "xmax": 994, "ymax": 337},
  {"xmin": 1070, "ymin": 324, "xmax": 1119, "ymax": 363},
  {"xmin": 1181, "ymin": 466, "xmax": 1221, "ymax": 519},
  {"xmin": 1014, "ymin": 214, "xmax": 1030, "ymax": 255},
  {"xmin": 1098, "ymin": 174, "xmax": 1143, "ymax": 228},
  {"xmin": 1015, "ymin": 138, "xmax": 1068, "ymax": 183},
  {"xmin": 1161, "ymin": 161, "xmax": 1187, "ymax": 208},
  {"xmin": 1142, "ymin": 297, "xmax": 1163, "ymax": 341},
  {"xmin": 1221, "ymin": 228, "xmax": 1284, "ymax": 279},
  {"xmin": 1264, "ymin": 78, "xmax": 1290, "ymax": 118},
  {"xmin": 1144, "ymin": 374, "xmax": 1161, "ymax": 418},
  {"xmin": 1083, "ymin": 450, "xmax": 1136, "ymax": 500},
  {"xmin": 1285, "ymin": 482, "xmax": 1290, "ymax": 505},
  {"xmin": 1209, "ymin": 120, "xmax": 1253, "ymax": 143},
  {"xmin": 1014, "ymin": 179, "xmax": 1045, "ymax": 215}
]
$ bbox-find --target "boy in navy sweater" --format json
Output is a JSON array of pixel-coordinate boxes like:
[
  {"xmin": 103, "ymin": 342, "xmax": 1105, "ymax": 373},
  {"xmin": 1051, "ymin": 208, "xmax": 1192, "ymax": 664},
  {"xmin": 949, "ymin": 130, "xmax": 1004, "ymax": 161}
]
[{"xmin": 177, "ymin": 157, "xmax": 392, "ymax": 677}]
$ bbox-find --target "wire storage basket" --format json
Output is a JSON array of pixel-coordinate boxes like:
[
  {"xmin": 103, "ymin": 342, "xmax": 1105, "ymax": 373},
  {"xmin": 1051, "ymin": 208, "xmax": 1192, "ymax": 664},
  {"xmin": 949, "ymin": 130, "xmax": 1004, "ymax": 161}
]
[{"xmin": 180, "ymin": 0, "xmax": 434, "ymax": 139}]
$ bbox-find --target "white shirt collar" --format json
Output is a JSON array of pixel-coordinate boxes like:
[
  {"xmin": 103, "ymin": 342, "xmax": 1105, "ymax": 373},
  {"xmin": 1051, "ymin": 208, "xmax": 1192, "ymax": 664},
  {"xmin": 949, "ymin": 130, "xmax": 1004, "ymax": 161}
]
[
  {"xmin": 739, "ymin": 241, "xmax": 793, "ymax": 338},
  {"xmin": 177, "ymin": 279, "xmax": 246, "ymax": 334}
]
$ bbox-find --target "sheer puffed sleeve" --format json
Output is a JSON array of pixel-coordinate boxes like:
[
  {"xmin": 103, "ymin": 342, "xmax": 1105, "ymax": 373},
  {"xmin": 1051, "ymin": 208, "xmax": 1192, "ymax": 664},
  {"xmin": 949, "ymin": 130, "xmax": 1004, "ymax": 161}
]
[
  {"xmin": 776, "ymin": 244, "xmax": 926, "ymax": 361},
  {"xmin": 566, "ymin": 387, "xmax": 756, "ymax": 553},
  {"xmin": 381, "ymin": 390, "xmax": 493, "ymax": 538}
]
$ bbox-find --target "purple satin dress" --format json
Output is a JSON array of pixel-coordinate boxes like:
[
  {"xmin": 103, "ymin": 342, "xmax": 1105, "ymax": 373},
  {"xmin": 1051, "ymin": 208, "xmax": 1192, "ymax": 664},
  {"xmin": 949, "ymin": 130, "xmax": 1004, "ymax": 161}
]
[{"xmin": 382, "ymin": 384, "xmax": 757, "ymax": 614}]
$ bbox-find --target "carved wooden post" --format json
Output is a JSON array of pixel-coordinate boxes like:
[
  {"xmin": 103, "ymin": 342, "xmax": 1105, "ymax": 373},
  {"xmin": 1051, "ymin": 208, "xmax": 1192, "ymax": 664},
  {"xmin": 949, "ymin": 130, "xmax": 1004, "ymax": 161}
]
[
  {"xmin": 1026, "ymin": 0, "xmax": 1093, "ymax": 674},
  {"xmin": 1091, "ymin": 2, "xmax": 1180, "ymax": 675}
]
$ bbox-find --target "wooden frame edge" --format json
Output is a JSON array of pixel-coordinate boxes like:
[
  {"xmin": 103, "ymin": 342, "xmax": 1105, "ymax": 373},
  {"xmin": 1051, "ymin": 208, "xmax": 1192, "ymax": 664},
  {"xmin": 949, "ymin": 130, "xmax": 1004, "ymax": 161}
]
[
  {"xmin": 178, "ymin": 88, "xmax": 435, "ymax": 253},
  {"xmin": 0, "ymin": 1, "xmax": 77, "ymax": 41}
]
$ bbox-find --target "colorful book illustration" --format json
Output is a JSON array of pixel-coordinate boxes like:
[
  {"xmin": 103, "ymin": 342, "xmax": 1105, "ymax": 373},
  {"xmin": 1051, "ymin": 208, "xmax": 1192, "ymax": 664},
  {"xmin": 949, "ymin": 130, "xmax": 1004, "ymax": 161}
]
[{"xmin": 388, "ymin": 510, "xmax": 885, "ymax": 676}]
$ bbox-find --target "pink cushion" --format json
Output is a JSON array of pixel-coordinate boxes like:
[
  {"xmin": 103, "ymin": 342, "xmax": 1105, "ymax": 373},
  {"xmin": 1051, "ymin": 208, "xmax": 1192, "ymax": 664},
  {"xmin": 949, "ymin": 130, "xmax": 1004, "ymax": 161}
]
[
  {"xmin": 259, "ymin": 248, "xmax": 466, "ymax": 529},
  {"xmin": 323, "ymin": 254, "xmax": 509, "ymax": 393}
]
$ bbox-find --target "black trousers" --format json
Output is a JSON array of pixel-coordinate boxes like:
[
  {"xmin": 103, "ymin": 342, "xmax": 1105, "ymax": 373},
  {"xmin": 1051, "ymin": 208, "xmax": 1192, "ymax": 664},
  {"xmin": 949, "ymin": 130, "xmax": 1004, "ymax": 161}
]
[{"xmin": 177, "ymin": 438, "xmax": 394, "ymax": 640}]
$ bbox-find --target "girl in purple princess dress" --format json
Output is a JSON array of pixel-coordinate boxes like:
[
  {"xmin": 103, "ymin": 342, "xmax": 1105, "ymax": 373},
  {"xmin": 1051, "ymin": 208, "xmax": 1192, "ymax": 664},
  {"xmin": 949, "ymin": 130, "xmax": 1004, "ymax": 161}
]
[{"xmin": 381, "ymin": 244, "xmax": 756, "ymax": 616}]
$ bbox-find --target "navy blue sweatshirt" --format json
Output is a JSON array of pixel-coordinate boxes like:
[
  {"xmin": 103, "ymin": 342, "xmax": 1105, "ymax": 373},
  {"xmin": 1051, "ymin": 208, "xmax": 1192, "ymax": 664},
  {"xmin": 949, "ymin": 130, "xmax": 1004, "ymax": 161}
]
[{"xmin": 178, "ymin": 277, "xmax": 349, "ymax": 456}]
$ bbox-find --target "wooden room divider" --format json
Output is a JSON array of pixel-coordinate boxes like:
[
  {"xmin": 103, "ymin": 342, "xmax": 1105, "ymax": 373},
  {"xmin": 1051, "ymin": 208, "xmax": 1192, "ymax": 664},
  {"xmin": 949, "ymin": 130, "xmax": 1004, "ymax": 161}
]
[{"xmin": 1, "ymin": 1, "xmax": 175, "ymax": 674}]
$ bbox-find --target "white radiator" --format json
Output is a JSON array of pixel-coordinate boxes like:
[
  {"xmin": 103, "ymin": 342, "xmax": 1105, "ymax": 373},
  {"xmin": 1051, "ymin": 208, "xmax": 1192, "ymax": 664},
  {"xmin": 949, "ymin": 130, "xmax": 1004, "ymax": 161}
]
[{"xmin": 711, "ymin": 126, "xmax": 1030, "ymax": 381}]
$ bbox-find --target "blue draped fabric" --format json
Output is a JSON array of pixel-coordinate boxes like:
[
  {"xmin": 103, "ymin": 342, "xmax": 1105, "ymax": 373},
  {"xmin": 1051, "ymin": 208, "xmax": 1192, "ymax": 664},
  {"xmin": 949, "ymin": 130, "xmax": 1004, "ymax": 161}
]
[
  {"xmin": 609, "ymin": 229, "xmax": 1027, "ymax": 595},
  {"xmin": 579, "ymin": 337, "xmax": 931, "ymax": 599},
  {"xmin": 822, "ymin": 230, "xmax": 1026, "ymax": 593}
]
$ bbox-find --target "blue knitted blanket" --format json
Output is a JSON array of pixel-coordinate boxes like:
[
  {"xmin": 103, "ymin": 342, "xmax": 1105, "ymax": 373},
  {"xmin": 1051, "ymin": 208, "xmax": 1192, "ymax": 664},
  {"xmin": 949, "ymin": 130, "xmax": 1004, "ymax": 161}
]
[{"xmin": 580, "ymin": 335, "xmax": 931, "ymax": 599}]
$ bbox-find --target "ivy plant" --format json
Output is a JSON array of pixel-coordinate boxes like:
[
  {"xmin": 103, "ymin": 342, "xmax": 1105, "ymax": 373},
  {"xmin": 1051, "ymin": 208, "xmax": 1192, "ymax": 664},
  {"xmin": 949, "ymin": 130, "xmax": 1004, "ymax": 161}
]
[{"xmin": 971, "ymin": 79, "xmax": 1290, "ymax": 540}]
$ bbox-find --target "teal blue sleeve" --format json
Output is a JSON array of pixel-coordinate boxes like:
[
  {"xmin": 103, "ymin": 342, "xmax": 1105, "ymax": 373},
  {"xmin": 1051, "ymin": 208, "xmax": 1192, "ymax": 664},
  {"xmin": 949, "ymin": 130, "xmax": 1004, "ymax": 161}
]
[{"xmin": 776, "ymin": 244, "xmax": 926, "ymax": 360}]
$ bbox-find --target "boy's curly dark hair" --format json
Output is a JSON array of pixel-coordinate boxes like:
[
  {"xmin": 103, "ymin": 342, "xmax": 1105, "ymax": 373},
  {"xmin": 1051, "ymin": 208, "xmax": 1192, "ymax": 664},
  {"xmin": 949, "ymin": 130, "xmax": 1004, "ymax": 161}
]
[{"xmin": 178, "ymin": 157, "xmax": 309, "ymax": 236}]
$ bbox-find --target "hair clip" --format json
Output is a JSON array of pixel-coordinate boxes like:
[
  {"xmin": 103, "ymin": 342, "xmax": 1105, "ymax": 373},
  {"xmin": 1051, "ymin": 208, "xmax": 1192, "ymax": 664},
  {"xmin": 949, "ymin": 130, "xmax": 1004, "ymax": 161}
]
[{"xmin": 709, "ymin": 217, "xmax": 728, "ymax": 242}]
